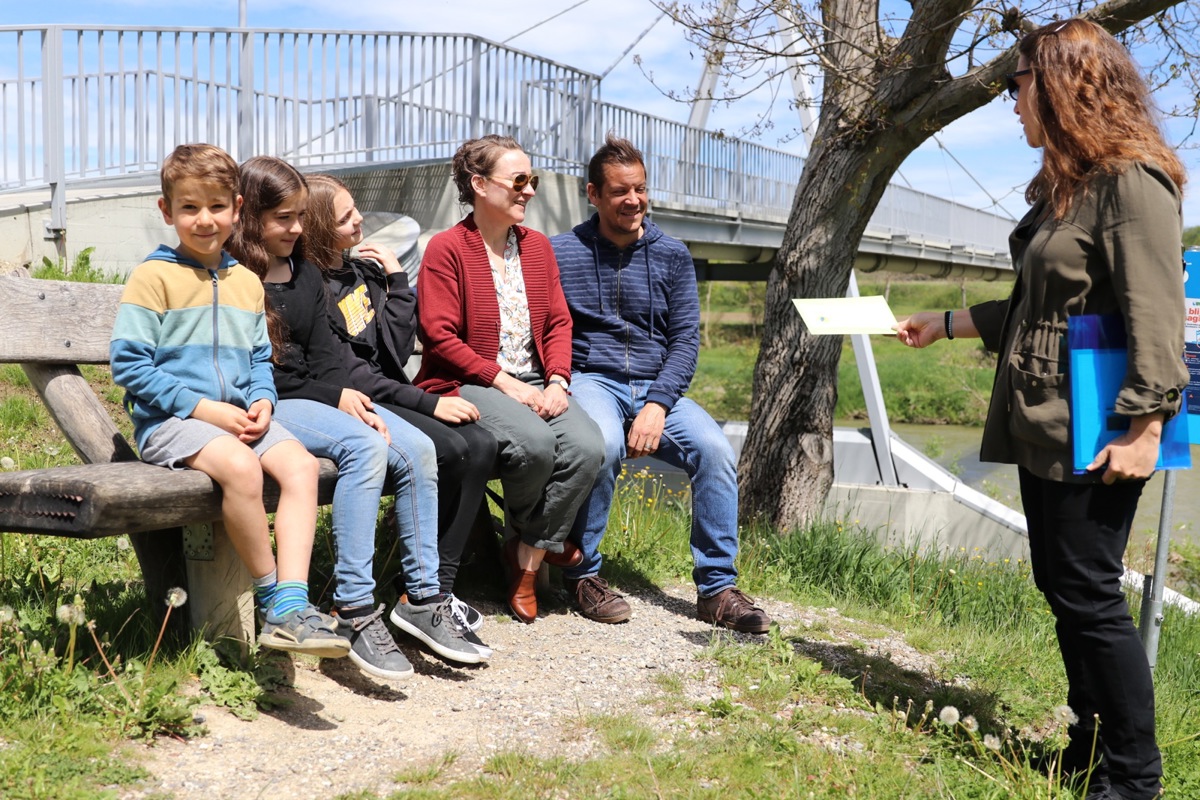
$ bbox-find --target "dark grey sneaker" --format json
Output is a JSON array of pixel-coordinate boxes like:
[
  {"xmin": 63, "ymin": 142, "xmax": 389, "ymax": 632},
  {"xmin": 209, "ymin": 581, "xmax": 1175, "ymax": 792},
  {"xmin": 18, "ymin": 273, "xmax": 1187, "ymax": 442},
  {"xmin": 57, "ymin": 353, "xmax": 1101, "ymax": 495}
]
[
  {"xmin": 335, "ymin": 604, "xmax": 414, "ymax": 681},
  {"xmin": 697, "ymin": 587, "xmax": 772, "ymax": 634},
  {"xmin": 259, "ymin": 604, "xmax": 351, "ymax": 658},
  {"xmin": 390, "ymin": 595, "xmax": 489, "ymax": 664},
  {"xmin": 565, "ymin": 575, "xmax": 632, "ymax": 624}
]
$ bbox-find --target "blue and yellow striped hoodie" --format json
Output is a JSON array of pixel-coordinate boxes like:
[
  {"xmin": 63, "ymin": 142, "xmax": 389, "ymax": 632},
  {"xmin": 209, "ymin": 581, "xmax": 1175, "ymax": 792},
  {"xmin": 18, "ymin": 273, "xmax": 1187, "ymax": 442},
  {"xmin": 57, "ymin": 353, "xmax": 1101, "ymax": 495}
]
[{"xmin": 110, "ymin": 244, "xmax": 277, "ymax": 452}]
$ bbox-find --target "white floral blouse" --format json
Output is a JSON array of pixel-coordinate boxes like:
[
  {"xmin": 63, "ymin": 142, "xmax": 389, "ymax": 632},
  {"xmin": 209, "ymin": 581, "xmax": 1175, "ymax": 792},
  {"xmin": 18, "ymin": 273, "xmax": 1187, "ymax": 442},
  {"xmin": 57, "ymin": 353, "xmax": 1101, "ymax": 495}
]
[{"xmin": 490, "ymin": 228, "xmax": 539, "ymax": 376}]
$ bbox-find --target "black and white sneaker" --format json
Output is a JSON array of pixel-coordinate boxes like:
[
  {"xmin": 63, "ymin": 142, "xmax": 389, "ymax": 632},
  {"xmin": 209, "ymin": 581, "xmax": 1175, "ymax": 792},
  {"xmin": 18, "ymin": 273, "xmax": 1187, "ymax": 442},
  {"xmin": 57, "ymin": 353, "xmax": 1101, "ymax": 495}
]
[
  {"xmin": 334, "ymin": 604, "xmax": 414, "ymax": 681},
  {"xmin": 390, "ymin": 595, "xmax": 490, "ymax": 664},
  {"xmin": 447, "ymin": 593, "xmax": 484, "ymax": 632}
]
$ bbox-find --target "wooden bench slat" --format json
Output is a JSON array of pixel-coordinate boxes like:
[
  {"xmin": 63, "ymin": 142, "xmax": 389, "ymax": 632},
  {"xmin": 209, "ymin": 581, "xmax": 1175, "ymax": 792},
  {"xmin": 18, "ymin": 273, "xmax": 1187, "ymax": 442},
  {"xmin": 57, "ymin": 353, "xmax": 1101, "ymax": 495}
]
[
  {"xmin": 0, "ymin": 459, "xmax": 341, "ymax": 538},
  {"xmin": 0, "ymin": 275, "xmax": 122, "ymax": 364}
]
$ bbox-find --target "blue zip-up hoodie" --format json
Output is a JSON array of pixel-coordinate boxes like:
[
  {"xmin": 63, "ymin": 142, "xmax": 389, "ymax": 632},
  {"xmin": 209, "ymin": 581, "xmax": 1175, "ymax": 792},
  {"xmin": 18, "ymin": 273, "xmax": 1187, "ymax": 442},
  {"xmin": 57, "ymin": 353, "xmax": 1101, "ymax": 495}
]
[
  {"xmin": 551, "ymin": 214, "xmax": 699, "ymax": 411},
  {"xmin": 110, "ymin": 244, "xmax": 276, "ymax": 451}
]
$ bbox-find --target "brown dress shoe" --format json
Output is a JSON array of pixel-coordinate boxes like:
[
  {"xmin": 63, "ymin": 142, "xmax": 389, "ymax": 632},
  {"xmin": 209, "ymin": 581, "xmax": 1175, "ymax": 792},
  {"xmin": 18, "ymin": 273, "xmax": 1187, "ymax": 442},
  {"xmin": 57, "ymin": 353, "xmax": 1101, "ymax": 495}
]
[
  {"xmin": 565, "ymin": 575, "xmax": 631, "ymax": 624},
  {"xmin": 541, "ymin": 539, "xmax": 584, "ymax": 569},
  {"xmin": 509, "ymin": 569, "xmax": 538, "ymax": 623},
  {"xmin": 697, "ymin": 587, "xmax": 771, "ymax": 634}
]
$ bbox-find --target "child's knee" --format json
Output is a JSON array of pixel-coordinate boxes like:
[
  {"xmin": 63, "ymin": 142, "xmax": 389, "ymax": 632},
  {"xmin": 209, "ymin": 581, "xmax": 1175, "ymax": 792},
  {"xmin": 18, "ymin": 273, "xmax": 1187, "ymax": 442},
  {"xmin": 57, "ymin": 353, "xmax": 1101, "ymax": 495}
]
[{"xmin": 271, "ymin": 442, "xmax": 320, "ymax": 487}]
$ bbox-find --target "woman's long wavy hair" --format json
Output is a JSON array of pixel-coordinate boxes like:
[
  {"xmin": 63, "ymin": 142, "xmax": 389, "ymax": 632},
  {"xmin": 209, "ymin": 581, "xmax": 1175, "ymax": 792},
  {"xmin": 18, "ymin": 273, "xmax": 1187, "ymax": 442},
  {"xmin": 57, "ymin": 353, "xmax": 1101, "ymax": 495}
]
[
  {"xmin": 1020, "ymin": 19, "xmax": 1185, "ymax": 219},
  {"xmin": 301, "ymin": 173, "xmax": 351, "ymax": 273},
  {"xmin": 225, "ymin": 156, "xmax": 308, "ymax": 363}
]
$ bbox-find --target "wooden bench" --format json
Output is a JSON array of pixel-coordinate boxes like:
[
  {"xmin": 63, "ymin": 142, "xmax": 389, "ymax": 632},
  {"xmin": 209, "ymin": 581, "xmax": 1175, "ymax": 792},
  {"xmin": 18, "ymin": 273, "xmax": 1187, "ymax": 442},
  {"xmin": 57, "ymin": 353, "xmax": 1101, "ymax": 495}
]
[{"xmin": 0, "ymin": 272, "xmax": 343, "ymax": 643}]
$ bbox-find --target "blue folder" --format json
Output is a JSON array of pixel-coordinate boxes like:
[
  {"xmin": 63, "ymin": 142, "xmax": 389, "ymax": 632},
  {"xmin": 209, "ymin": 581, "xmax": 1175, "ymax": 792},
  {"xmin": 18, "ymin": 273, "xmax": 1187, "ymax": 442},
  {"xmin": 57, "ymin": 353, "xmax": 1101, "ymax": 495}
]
[{"xmin": 1068, "ymin": 313, "xmax": 1191, "ymax": 474}]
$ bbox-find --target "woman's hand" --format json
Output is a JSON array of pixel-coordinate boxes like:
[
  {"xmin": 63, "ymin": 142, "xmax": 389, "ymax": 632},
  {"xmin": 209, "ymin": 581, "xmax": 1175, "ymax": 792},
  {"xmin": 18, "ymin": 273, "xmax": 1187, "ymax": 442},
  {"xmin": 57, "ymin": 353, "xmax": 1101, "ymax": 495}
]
[
  {"xmin": 493, "ymin": 372, "xmax": 544, "ymax": 414},
  {"xmin": 433, "ymin": 396, "xmax": 481, "ymax": 424},
  {"xmin": 540, "ymin": 382, "xmax": 569, "ymax": 419},
  {"xmin": 1088, "ymin": 413, "xmax": 1164, "ymax": 484},
  {"xmin": 356, "ymin": 242, "xmax": 403, "ymax": 275},
  {"xmin": 895, "ymin": 312, "xmax": 948, "ymax": 348}
]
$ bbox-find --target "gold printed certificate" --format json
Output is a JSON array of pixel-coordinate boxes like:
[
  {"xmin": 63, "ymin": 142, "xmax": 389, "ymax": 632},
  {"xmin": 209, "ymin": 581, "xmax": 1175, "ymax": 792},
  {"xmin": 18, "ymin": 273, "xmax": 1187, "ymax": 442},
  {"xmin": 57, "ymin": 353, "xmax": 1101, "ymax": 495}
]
[{"xmin": 792, "ymin": 296, "xmax": 898, "ymax": 335}]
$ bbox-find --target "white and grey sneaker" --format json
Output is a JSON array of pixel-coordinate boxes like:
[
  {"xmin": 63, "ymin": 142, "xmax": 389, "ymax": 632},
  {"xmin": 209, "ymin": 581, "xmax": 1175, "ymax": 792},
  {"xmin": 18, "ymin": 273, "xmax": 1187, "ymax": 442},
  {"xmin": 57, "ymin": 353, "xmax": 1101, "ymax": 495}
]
[
  {"xmin": 390, "ymin": 595, "xmax": 489, "ymax": 664},
  {"xmin": 334, "ymin": 604, "xmax": 414, "ymax": 681},
  {"xmin": 447, "ymin": 593, "xmax": 484, "ymax": 632}
]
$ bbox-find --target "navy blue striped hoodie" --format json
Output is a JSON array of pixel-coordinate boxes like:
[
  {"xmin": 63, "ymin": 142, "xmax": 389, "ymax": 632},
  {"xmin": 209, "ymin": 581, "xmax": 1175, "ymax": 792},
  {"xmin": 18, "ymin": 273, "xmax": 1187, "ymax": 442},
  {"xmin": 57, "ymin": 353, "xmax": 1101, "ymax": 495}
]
[{"xmin": 551, "ymin": 214, "xmax": 699, "ymax": 411}]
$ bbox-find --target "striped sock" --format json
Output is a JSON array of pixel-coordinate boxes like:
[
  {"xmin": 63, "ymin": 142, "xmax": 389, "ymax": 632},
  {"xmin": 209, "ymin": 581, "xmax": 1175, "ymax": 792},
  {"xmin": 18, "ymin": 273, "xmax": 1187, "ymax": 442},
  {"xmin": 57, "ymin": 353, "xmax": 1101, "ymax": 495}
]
[
  {"xmin": 270, "ymin": 581, "xmax": 310, "ymax": 619},
  {"xmin": 252, "ymin": 569, "xmax": 278, "ymax": 614}
]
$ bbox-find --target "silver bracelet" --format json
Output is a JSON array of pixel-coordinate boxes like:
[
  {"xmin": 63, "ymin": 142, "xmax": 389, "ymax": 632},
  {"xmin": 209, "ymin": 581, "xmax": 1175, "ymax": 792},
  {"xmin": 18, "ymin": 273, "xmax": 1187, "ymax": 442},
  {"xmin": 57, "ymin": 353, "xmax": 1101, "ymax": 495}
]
[{"xmin": 944, "ymin": 310, "xmax": 955, "ymax": 340}]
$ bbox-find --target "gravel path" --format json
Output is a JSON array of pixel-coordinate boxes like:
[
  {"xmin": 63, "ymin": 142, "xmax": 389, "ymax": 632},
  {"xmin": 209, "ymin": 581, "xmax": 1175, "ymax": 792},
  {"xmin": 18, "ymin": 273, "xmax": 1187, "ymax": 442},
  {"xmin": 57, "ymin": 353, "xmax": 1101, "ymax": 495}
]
[{"xmin": 117, "ymin": 584, "xmax": 939, "ymax": 800}]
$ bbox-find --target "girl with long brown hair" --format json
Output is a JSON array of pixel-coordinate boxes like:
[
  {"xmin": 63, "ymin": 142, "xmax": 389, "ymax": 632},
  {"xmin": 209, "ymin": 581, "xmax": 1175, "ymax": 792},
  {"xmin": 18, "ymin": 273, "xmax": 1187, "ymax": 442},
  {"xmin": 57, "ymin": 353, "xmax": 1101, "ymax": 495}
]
[
  {"xmin": 302, "ymin": 173, "xmax": 501, "ymax": 628},
  {"xmin": 897, "ymin": 20, "xmax": 1187, "ymax": 800}
]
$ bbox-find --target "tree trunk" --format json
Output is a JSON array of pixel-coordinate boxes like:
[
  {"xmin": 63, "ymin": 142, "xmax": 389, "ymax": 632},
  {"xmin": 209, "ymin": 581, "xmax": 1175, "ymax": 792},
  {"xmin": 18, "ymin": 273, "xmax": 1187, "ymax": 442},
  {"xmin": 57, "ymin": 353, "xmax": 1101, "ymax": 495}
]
[{"xmin": 738, "ymin": 132, "xmax": 909, "ymax": 531}]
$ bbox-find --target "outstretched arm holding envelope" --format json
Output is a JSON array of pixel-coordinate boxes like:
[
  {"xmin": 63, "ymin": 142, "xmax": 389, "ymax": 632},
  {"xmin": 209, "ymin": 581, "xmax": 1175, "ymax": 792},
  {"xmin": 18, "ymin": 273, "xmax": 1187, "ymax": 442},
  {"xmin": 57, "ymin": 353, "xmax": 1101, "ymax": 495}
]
[{"xmin": 895, "ymin": 309, "xmax": 980, "ymax": 348}]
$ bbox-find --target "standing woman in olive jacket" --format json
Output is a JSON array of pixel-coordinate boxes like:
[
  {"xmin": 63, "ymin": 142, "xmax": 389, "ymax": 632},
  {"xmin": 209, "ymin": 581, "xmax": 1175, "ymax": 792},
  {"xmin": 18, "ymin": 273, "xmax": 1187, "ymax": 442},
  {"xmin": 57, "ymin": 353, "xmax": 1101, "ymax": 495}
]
[{"xmin": 898, "ymin": 20, "xmax": 1187, "ymax": 800}]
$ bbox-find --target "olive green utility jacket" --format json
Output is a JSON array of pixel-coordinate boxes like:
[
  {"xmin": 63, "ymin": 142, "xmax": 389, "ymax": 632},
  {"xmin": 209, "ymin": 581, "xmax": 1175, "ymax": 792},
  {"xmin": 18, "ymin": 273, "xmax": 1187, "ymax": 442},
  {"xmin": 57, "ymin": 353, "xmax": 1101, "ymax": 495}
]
[{"xmin": 969, "ymin": 162, "xmax": 1188, "ymax": 483}]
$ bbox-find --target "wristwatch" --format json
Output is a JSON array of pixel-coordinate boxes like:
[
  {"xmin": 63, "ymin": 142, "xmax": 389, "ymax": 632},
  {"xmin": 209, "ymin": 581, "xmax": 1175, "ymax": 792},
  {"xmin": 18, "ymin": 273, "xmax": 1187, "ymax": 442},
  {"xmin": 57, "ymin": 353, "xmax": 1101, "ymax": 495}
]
[{"xmin": 548, "ymin": 376, "xmax": 569, "ymax": 391}]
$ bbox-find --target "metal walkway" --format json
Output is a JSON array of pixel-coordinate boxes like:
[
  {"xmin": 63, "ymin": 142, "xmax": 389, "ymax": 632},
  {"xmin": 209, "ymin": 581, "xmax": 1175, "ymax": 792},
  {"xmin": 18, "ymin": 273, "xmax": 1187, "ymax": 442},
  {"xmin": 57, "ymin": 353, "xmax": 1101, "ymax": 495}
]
[{"xmin": 0, "ymin": 25, "xmax": 1014, "ymax": 277}]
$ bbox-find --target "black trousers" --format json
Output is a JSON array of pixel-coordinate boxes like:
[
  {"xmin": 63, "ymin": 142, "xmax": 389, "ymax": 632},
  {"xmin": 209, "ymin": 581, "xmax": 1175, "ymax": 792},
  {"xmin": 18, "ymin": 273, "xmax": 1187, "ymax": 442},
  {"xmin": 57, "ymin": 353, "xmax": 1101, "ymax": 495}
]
[
  {"xmin": 1019, "ymin": 467, "xmax": 1161, "ymax": 799},
  {"xmin": 381, "ymin": 403, "xmax": 498, "ymax": 593}
]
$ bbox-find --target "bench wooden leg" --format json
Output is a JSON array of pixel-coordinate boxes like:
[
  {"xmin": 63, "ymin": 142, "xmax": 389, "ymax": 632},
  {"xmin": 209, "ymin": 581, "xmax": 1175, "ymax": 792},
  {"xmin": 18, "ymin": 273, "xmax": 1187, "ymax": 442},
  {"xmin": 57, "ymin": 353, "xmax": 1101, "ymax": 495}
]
[
  {"xmin": 128, "ymin": 527, "xmax": 189, "ymax": 645},
  {"xmin": 183, "ymin": 521, "xmax": 254, "ymax": 652}
]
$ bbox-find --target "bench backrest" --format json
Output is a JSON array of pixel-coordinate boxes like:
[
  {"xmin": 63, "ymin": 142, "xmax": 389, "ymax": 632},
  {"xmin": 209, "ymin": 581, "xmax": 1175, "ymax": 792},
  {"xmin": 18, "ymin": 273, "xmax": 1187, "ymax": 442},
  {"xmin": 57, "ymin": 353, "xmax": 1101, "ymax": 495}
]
[
  {"xmin": 0, "ymin": 274, "xmax": 122, "ymax": 365},
  {"xmin": 1, "ymin": 274, "xmax": 133, "ymax": 465}
]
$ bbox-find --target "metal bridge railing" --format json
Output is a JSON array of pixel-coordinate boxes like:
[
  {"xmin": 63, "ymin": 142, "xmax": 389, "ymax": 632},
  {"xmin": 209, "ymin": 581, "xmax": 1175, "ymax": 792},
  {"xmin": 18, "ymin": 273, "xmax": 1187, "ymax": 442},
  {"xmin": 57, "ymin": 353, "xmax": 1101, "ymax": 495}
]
[{"xmin": 0, "ymin": 24, "xmax": 1011, "ymax": 253}]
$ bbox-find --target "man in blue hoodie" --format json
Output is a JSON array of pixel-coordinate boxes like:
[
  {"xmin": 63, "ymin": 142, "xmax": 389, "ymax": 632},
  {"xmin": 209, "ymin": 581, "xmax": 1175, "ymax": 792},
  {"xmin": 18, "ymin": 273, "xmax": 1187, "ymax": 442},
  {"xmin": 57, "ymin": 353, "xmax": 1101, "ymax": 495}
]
[{"xmin": 550, "ymin": 135, "xmax": 771, "ymax": 633}]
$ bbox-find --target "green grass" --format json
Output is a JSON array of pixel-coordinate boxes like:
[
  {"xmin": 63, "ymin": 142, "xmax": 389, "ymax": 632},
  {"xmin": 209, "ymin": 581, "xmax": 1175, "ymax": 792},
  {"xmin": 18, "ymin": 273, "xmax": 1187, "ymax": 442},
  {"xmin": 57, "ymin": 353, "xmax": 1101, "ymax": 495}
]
[{"xmin": 358, "ymin": 480, "xmax": 1200, "ymax": 798}]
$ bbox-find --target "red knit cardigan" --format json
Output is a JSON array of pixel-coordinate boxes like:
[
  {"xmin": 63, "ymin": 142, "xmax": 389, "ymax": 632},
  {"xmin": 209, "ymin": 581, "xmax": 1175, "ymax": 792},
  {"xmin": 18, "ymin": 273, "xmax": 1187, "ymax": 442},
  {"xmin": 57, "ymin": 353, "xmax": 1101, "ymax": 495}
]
[{"xmin": 415, "ymin": 215, "xmax": 574, "ymax": 395}]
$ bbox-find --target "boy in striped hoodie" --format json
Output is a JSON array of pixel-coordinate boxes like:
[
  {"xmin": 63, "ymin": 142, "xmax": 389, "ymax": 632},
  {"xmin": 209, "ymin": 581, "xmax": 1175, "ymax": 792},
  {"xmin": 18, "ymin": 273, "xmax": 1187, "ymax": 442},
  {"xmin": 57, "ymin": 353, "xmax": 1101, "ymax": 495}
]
[{"xmin": 110, "ymin": 143, "xmax": 348, "ymax": 658}]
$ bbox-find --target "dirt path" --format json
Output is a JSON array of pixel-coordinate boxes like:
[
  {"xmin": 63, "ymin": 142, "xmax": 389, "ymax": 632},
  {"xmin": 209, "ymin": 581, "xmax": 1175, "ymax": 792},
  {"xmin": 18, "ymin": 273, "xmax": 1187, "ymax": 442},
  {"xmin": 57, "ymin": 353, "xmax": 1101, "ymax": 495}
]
[{"xmin": 117, "ymin": 585, "xmax": 937, "ymax": 800}]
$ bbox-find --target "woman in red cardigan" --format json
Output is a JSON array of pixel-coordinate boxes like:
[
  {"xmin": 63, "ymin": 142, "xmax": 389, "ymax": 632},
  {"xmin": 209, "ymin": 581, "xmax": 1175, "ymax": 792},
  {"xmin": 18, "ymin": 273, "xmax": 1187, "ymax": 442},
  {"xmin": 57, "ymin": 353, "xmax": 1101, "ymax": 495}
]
[{"xmin": 417, "ymin": 134, "xmax": 604, "ymax": 623}]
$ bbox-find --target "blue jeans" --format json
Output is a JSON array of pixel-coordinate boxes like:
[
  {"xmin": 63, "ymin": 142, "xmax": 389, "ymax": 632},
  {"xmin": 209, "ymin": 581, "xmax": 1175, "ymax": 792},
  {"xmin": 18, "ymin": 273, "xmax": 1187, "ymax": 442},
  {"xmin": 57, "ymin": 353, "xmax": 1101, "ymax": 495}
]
[
  {"xmin": 566, "ymin": 373, "xmax": 739, "ymax": 597},
  {"xmin": 272, "ymin": 399, "xmax": 441, "ymax": 606}
]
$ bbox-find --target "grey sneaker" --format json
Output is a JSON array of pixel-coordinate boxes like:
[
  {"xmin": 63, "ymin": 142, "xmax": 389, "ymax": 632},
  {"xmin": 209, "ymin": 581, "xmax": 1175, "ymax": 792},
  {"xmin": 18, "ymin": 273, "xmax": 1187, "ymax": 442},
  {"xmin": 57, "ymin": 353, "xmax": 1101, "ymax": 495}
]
[
  {"xmin": 697, "ymin": 587, "xmax": 772, "ymax": 634},
  {"xmin": 390, "ymin": 595, "xmax": 489, "ymax": 664},
  {"xmin": 259, "ymin": 604, "xmax": 351, "ymax": 658},
  {"xmin": 334, "ymin": 604, "xmax": 414, "ymax": 681},
  {"xmin": 447, "ymin": 594, "xmax": 484, "ymax": 632},
  {"xmin": 565, "ymin": 575, "xmax": 632, "ymax": 624}
]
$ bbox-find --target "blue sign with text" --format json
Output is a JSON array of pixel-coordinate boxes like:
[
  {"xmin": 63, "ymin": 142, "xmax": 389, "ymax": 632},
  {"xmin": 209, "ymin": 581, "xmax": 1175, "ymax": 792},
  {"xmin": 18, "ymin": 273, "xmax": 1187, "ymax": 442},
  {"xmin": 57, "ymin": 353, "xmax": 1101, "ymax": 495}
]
[{"xmin": 1185, "ymin": 249, "xmax": 1200, "ymax": 443}]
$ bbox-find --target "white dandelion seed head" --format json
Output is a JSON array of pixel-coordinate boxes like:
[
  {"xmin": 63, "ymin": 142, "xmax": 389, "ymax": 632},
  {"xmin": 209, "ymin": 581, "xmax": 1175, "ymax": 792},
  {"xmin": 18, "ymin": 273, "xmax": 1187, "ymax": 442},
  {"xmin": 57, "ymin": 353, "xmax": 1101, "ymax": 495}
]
[
  {"xmin": 165, "ymin": 587, "xmax": 188, "ymax": 608},
  {"xmin": 939, "ymin": 706, "xmax": 961, "ymax": 727},
  {"xmin": 56, "ymin": 605, "xmax": 73, "ymax": 624},
  {"xmin": 962, "ymin": 715, "xmax": 979, "ymax": 733},
  {"xmin": 0, "ymin": 606, "xmax": 14, "ymax": 624},
  {"xmin": 984, "ymin": 734, "xmax": 1001, "ymax": 751},
  {"xmin": 1052, "ymin": 705, "xmax": 1079, "ymax": 726}
]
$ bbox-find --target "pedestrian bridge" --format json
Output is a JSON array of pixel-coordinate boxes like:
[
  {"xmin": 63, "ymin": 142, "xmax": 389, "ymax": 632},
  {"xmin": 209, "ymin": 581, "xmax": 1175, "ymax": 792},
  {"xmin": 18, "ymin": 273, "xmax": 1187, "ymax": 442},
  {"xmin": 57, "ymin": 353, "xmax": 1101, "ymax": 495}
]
[{"xmin": 0, "ymin": 25, "xmax": 1014, "ymax": 278}]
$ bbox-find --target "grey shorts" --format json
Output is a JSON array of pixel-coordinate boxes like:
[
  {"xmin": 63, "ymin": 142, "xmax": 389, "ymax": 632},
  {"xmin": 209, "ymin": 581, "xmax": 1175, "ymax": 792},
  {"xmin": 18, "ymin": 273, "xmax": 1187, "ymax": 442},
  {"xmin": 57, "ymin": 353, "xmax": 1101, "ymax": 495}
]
[{"xmin": 140, "ymin": 416, "xmax": 299, "ymax": 470}]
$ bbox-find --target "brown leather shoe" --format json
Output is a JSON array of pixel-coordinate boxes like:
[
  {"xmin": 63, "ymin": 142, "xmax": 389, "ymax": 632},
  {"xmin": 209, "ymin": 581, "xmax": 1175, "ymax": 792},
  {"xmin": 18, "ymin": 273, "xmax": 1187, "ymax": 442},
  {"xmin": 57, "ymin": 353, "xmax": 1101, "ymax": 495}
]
[
  {"xmin": 565, "ymin": 575, "xmax": 631, "ymax": 624},
  {"xmin": 697, "ymin": 587, "xmax": 771, "ymax": 633},
  {"xmin": 509, "ymin": 569, "xmax": 538, "ymax": 623},
  {"xmin": 541, "ymin": 539, "xmax": 584, "ymax": 569}
]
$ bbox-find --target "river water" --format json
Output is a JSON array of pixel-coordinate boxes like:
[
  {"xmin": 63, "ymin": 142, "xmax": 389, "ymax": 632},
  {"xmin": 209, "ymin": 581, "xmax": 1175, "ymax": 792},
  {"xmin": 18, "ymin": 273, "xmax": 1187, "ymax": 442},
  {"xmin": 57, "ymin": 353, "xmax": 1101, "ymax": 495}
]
[{"xmin": 884, "ymin": 422, "xmax": 1200, "ymax": 548}]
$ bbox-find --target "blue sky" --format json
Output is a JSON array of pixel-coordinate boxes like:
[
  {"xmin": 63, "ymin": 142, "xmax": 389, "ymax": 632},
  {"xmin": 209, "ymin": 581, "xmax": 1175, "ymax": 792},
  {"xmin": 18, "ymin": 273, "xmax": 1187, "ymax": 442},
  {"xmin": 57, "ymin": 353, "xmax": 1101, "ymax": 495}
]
[{"xmin": 10, "ymin": 0, "xmax": 1199, "ymax": 228}]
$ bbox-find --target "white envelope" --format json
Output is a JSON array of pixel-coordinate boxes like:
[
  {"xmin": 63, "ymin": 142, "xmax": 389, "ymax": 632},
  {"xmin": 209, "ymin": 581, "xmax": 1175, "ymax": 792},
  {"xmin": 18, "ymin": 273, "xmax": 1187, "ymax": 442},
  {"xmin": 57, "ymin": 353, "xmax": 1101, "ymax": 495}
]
[{"xmin": 792, "ymin": 296, "xmax": 898, "ymax": 335}]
